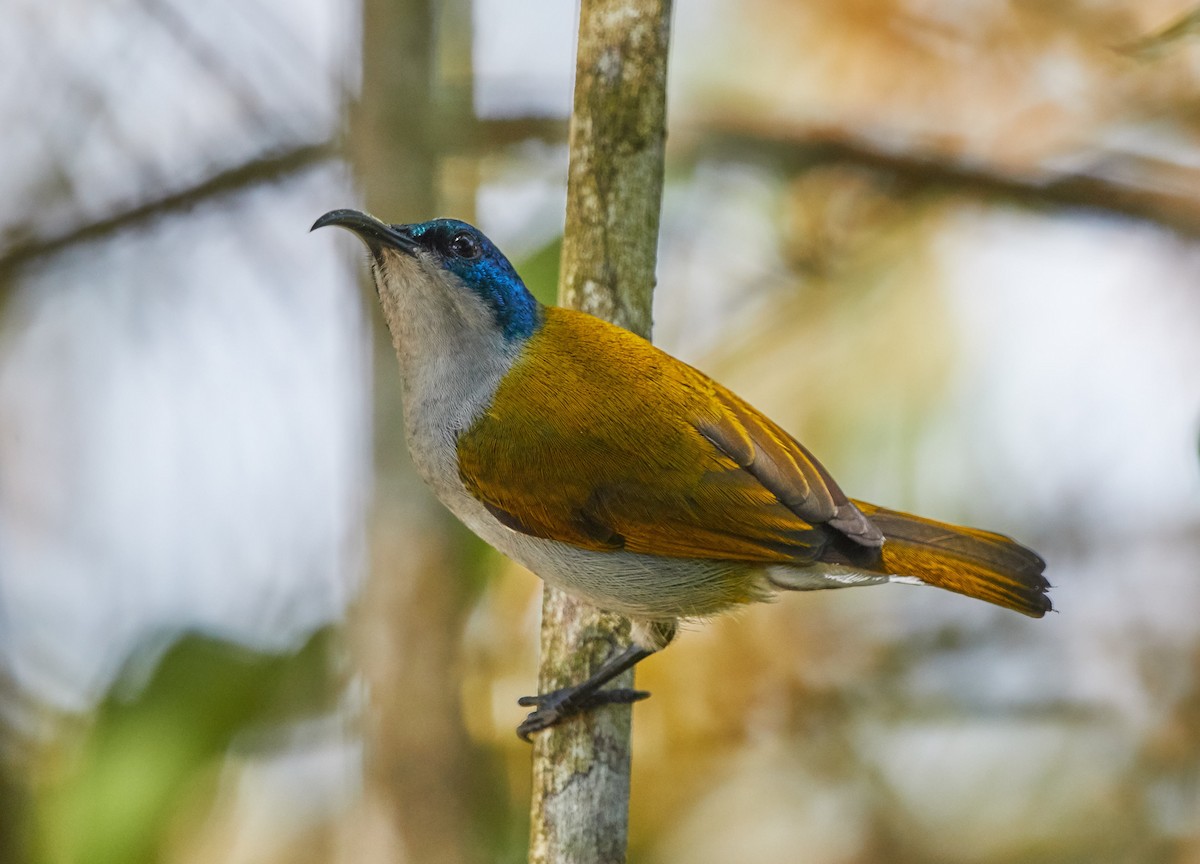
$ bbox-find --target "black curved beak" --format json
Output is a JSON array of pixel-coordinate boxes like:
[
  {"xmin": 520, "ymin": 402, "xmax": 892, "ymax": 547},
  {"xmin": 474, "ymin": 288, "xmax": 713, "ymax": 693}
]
[{"xmin": 311, "ymin": 209, "xmax": 419, "ymax": 256}]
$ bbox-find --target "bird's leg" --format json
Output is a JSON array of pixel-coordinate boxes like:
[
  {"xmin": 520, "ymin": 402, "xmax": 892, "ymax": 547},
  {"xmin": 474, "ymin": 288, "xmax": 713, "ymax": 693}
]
[
  {"xmin": 517, "ymin": 620, "xmax": 676, "ymax": 741},
  {"xmin": 516, "ymin": 643, "xmax": 654, "ymax": 741}
]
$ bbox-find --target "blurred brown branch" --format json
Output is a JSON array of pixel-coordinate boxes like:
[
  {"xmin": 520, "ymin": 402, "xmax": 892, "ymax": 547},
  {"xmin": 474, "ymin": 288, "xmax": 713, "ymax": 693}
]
[
  {"xmin": 693, "ymin": 121, "xmax": 1200, "ymax": 239},
  {"xmin": 1121, "ymin": 5, "xmax": 1200, "ymax": 59},
  {"xmin": 0, "ymin": 141, "xmax": 335, "ymax": 283}
]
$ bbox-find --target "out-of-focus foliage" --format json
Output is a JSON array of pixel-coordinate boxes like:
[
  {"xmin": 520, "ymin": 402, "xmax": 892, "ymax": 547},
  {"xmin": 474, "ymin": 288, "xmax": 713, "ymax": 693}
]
[
  {"xmin": 3, "ymin": 0, "xmax": 1200, "ymax": 862},
  {"xmin": 38, "ymin": 629, "xmax": 341, "ymax": 864}
]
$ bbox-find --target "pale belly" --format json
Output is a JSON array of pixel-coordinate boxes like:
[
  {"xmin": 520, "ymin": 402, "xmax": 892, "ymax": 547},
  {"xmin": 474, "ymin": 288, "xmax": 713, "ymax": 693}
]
[
  {"xmin": 447, "ymin": 476, "xmax": 771, "ymax": 621},
  {"xmin": 404, "ymin": 411, "xmax": 887, "ymax": 626}
]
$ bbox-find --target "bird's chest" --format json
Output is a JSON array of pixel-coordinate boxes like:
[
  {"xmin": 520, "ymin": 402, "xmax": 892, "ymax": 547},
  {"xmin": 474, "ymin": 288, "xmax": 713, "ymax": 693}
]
[
  {"xmin": 399, "ymin": 375, "xmax": 549, "ymax": 579},
  {"xmin": 398, "ymin": 349, "xmax": 499, "ymax": 500},
  {"xmin": 393, "ymin": 328, "xmax": 769, "ymax": 623}
]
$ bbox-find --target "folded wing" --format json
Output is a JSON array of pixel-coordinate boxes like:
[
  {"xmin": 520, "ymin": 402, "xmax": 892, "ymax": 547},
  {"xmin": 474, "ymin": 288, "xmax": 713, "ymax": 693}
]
[{"xmin": 456, "ymin": 307, "xmax": 878, "ymax": 565}]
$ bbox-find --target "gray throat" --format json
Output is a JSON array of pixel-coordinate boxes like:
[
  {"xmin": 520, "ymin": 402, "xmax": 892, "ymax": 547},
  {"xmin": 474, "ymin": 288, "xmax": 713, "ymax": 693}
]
[{"xmin": 369, "ymin": 250, "xmax": 520, "ymax": 493}]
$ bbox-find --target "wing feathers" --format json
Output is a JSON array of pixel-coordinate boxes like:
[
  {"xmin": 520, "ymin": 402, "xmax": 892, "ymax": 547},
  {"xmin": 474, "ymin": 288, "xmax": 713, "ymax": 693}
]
[{"xmin": 456, "ymin": 307, "xmax": 878, "ymax": 564}]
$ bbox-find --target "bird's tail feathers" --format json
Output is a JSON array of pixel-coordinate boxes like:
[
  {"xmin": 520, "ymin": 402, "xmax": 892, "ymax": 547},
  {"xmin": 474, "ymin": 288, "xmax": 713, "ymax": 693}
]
[{"xmin": 852, "ymin": 501, "xmax": 1052, "ymax": 618}]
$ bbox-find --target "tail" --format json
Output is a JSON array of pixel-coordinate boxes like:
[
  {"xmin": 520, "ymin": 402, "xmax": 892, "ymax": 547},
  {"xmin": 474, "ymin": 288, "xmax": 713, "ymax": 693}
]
[{"xmin": 852, "ymin": 501, "xmax": 1052, "ymax": 618}]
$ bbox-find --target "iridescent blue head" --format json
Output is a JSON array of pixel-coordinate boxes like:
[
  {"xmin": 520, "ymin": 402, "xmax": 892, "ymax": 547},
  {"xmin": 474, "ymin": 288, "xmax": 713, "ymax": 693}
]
[{"xmin": 312, "ymin": 209, "xmax": 541, "ymax": 342}]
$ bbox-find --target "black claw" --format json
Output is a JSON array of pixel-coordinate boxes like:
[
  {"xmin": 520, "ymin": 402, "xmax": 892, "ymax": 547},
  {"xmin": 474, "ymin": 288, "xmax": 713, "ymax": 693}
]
[
  {"xmin": 517, "ymin": 710, "xmax": 557, "ymax": 742},
  {"xmin": 515, "ymin": 687, "xmax": 653, "ymax": 741},
  {"xmin": 516, "ymin": 642, "xmax": 659, "ymax": 741}
]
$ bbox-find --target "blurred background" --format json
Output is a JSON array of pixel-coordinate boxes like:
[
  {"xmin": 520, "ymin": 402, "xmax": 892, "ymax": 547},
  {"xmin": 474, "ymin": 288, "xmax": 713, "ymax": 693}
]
[{"xmin": 2, "ymin": 0, "xmax": 1199, "ymax": 861}]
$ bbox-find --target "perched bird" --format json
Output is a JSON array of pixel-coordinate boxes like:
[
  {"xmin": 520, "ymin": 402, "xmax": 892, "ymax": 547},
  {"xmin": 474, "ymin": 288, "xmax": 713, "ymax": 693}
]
[{"xmin": 313, "ymin": 209, "xmax": 1052, "ymax": 739}]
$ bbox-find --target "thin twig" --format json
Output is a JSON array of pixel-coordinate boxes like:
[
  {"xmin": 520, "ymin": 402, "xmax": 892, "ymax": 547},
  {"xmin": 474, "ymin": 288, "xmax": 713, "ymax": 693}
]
[{"xmin": 0, "ymin": 141, "xmax": 335, "ymax": 281}]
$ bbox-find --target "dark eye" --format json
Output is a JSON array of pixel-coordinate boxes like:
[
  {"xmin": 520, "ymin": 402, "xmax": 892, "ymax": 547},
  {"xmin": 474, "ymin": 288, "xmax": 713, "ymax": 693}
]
[{"xmin": 447, "ymin": 231, "xmax": 481, "ymax": 260}]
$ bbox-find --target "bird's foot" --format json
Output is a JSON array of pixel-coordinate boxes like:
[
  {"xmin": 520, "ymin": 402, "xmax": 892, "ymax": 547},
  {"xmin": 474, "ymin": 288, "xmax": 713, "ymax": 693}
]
[{"xmin": 516, "ymin": 687, "xmax": 649, "ymax": 741}]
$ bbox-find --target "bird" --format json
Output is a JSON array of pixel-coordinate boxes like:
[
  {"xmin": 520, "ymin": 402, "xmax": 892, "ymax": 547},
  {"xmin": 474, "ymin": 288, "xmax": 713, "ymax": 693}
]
[{"xmin": 313, "ymin": 208, "xmax": 1052, "ymax": 740}]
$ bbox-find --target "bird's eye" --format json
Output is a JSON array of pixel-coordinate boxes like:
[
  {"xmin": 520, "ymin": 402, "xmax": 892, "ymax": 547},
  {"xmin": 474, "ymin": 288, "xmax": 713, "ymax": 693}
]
[{"xmin": 448, "ymin": 231, "xmax": 481, "ymax": 260}]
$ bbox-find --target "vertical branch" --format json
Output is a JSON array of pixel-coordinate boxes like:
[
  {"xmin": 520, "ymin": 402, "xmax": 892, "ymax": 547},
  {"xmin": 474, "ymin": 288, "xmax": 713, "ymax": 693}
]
[
  {"xmin": 557, "ymin": 2, "xmax": 672, "ymax": 334},
  {"xmin": 528, "ymin": 2, "xmax": 673, "ymax": 863}
]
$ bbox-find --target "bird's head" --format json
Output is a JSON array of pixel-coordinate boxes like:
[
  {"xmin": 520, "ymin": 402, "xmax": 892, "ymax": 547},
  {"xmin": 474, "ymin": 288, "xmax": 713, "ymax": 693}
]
[{"xmin": 312, "ymin": 209, "xmax": 541, "ymax": 345}]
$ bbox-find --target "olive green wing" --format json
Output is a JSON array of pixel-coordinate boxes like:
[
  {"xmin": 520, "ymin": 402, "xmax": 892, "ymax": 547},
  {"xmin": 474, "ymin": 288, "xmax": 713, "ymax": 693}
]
[{"xmin": 455, "ymin": 308, "xmax": 881, "ymax": 563}]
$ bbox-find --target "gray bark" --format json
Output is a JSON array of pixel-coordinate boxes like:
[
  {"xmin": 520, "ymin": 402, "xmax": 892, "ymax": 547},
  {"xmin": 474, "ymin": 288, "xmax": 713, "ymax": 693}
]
[{"xmin": 528, "ymin": 2, "xmax": 673, "ymax": 863}]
